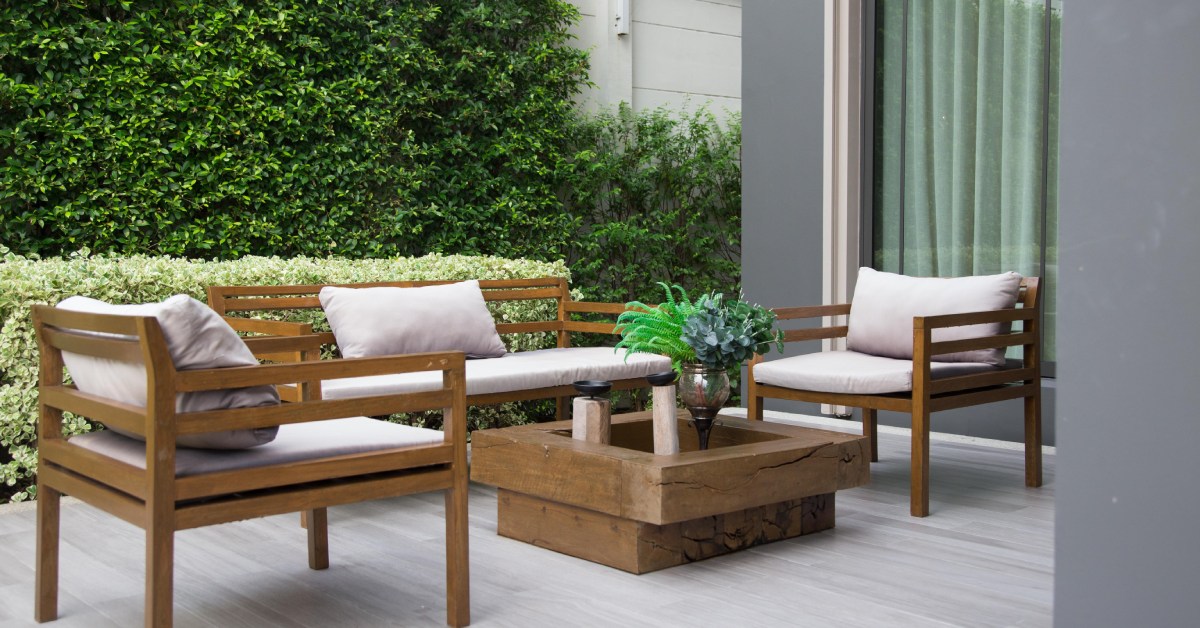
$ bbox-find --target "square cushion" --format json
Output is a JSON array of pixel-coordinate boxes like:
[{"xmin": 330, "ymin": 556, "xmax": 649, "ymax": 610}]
[
  {"xmin": 319, "ymin": 280, "xmax": 507, "ymax": 359},
  {"xmin": 846, "ymin": 268, "xmax": 1022, "ymax": 367},
  {"xmin": 57, "ymin": 295, "xmax": 280, "ymax": 449}
]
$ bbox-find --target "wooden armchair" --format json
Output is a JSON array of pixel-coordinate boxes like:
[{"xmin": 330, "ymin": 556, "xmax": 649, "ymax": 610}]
[
  {"xmin": 32, "ymin": 303, "xmax": 470, "ymax": 627},
  {"xmin": 748, "ymin": 272, "xmax": 1042, "ymax": 517}
]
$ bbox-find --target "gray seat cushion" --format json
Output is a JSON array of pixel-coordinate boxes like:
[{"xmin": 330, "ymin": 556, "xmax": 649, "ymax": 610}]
[
  {"xmin": 69, "ymin": 417, "xmax": 443, "ymax": 477},
  {"xmin": 321, "ymin": 347, "xmax": 672, "ymax": 399},
  {"xmin": 753, "ymin": 350, "xmax": 998, "ymax": 395}
]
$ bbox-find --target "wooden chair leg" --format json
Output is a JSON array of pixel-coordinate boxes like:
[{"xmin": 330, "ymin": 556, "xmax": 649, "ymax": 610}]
[
  {"xmin": 556, "ymin": 396, "xmax": 568, "ymax": 422},
  {"xmin": 146, "ymin": 520, "xmax": 175, "ymax": 628},
  {"xmin": 306, "ymin": 508, "xmax": 329, "ymax": 570},
  {"xmin": 747, "ymin": 391, "xmax": 764, "ymax": 421},
  {"xmin": 910, "ymin": 405, "xmax": 931, "ymax": 517},
  {"xmin": 862, "ymin": 408, "xmax": 879, "ymax": 462},
  {"xmin": 445, "ymin": 484, "xmax": 470, "ymax": 627},
  {"xmin": 1025, "ymin": 387, "xmax": 1043, "ymax": 487},
  {"xmin": 34, "ymin": 484, "xmax": 60, "ymax": 623}
]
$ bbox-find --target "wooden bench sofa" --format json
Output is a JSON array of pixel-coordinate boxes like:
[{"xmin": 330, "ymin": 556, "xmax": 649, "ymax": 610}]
[{"xmin": 206, "ymin": 277, "xmax": 670, "ymax": 420}]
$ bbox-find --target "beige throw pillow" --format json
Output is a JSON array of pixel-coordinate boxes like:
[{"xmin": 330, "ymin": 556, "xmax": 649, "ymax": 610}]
[
  {"xmin": 319, "ymin": 280, "xmax": 507, "ymax": 359},
  {"xmin": 846, "ymin": 268, "xmax": 1022, "ymax": 366},
  {"xmin": 57, "ymin": 295, "xmax": 280, "ymax": 449}
]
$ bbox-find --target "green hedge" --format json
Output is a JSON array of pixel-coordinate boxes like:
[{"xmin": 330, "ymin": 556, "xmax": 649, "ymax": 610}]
[
  {"xmin": 0, "ymin": 252, "xmax": 569, "ymax": 502},
  {"xmin": 0, "ymin": 0, "xmax": 587, "ymax": 259}
]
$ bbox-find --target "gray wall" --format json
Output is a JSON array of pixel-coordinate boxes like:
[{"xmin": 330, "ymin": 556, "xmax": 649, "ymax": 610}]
[
  {"xmin": 741, "ymin": 0, "xmax": 1055, "ymax": 446},
  {"xmin": 741, "ymin": 0, "xmax": 825, "ymax": 319},
  {"xmin": 1054, "ymin": 2, "xmax": 1200, "ymax": 626}
]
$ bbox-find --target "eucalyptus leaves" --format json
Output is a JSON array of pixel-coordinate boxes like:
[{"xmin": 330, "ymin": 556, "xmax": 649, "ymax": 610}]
[{"xmin": 616, "ymin": 283, "xmax": 783, "ymax": 373}]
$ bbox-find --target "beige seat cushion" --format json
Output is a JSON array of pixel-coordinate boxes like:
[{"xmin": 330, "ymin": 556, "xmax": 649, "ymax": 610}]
[
  {"xmin": 321, "ymin": 347, "xmax": 672, "ymax": 399},
  {"xmin": 753, "ymin": 350, "xmax": 998, "ymax": 395},
  {"xmin": 69, "ymin": 417, "xmax": 444, "ymax": 477}
]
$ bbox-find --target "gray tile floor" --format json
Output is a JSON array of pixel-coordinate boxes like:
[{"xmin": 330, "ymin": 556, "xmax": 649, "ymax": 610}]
[{"xmin": 0, "ymin": 413, "xmax": 1053, "ymax": 627}]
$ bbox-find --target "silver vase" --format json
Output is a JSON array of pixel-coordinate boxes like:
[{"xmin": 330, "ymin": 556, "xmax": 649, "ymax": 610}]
[{"xmin": 678, "ymin": 363, "xmax": 730, "ymax": 450}]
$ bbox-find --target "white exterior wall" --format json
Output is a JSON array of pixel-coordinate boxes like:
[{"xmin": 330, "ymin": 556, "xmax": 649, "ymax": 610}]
[{"xmin": 568, "ymin": 0, "xmax": 742, "ymax": 115}]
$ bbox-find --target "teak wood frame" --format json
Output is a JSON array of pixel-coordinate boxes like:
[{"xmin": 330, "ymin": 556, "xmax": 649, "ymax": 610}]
[
  {"xmin": 32, "ymin": 305, "xmax": 471, "ymax": 628},
  {"xmin": 206, "ymin": 277, "xmax": 636, "ymax": 419},
  {"xmin": 747, "ymin": 277, "xmax": 1043, "ymax": 517}
]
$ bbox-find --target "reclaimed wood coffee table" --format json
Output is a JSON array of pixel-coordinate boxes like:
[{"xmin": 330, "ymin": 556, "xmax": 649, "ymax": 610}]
[{"xmin": 470, "ymin": 411, "xmax": 869, "ymax": 574}]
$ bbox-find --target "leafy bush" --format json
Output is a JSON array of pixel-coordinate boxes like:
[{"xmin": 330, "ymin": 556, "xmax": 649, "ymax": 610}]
[
  {"xmin": 0, "ymin": 0, "xmax": 587, "ymax": 260},
  {"xmin": 0, "ymin": 251, "xmax": 568, "ymax": 502},
  {"xmin": 559, "ymin": 104, "xmax": 742, "ymax": 304}
]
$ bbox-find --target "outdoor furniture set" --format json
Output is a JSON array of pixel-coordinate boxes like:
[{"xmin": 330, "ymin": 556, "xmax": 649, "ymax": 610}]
[{"xmin": 31, "ymin": 270, "xmax": 1042, "ymax": 626}]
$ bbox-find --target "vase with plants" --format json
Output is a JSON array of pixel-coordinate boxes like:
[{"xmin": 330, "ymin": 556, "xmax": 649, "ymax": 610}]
[{"xmin": 615, "ymin": 283, "xmax": 783, "ymax": 449}]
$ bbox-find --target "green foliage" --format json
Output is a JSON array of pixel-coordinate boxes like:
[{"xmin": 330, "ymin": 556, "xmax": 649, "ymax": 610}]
[
  {"xmin": 681, "ymin": 293, "xmax": 783, "ymax": 372},
  {"xmin": 0, "ymin": 0, "xmax": 587, "ymax": 260},
  {"xmin": 617, "ymin": 283, "xmax": 782, "ymax": 374},
  {"xmin": 0, "ymin": 251, "xmax": 568, "ymax": 502},
  {"xmin": 559, "ymin": 104, "xmax": 742, "ymax": 304},
  {"xmin": 614, "ymin": 283, "xmax": 700, "ymax": 369}
]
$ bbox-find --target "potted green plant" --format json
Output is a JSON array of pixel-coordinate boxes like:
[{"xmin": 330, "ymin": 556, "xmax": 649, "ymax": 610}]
[{"xmin": 616, "ymin": 283, "xmax": 783, "ymax": 449}]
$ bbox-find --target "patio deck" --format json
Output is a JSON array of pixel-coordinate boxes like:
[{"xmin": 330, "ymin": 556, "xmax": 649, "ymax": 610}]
[{"xmin": 0, "ymin": 412, "xmax": 1053, "ymax": 627}]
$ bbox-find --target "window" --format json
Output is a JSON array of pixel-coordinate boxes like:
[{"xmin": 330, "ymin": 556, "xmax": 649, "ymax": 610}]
[{"xmin": 867, "ymin": 0, "xmax": 1061, "ymax": 362}]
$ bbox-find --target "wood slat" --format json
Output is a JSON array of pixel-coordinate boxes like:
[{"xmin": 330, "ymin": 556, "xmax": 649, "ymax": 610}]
[
  {"xmin": 929, "ymin": 367, "xmax": 1037, "ymax": 395},
  {"xmin": 752, "ymin": 383, "xmax": 914, "ymax": 413},
  {"xmin": 39, "ymin": 387, "xmax": 146, "ymax": 437},
  {"xmin": 173, "ymin": 352, "xmax": 462, "ymax": 391},
  {"xmin": 480, "ymin": 287, "xmax": 562, "ymax": 302},
  {"xmin": 496, "ymin": 321, "xmax": 560, "ymax": 335},
  {"xmin": 563, "ymin": 321, "xmax": 618, "ymax": 334},
  {"xmin": 175, "ymin": 467, "xmax": 453, "ymax": 530},
  {"xmin": 42, "ymin": 329, "xmax": 143, "ymax": 363},
  {"xmin": 222, "ymin": 317, "xmax": 313, "ymax": 336},
  {"xmin": 928, "ymin": 332, "xmax": 1036, "ymax": 357},
  {"xmin": 782, "ymin": 326, "xmax": 848, "ymax": 343},
  {"xmin": 564, "ymin": 301, "xmax": 628, "ymax": 315},
  {"xmin": 772, "ymin": 304, "xmax": 852, "ymax": 320},
  {"xmin": 175, "ymin": 444, "xmax": 454, "ymax": 500},
  {"xmin": 41, "ymin": 440, "xmax": 146, "ymax": 500},
  {"xmin": 176, "ymin": 390, "xmax": 453, "ymax": 433},
  {"xmin": 240, "ymin": 334, "xmax": 326, "ymax": 355},
  {"xmin": 38, "ymin": 465, "xmax": 145, "ymax": 529},
  {"xmin": 929, "ymin": 383, "xmax": 1037, "ymax": 412},
  {"xmin": 222, "ymin": 296, "xmax": 322, "ymax": 312}
]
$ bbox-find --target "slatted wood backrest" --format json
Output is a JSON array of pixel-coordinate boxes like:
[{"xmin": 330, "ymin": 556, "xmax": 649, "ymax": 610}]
[{"xmin": 207, "ymin": 277, "xmax": 627, "ymax": 348}]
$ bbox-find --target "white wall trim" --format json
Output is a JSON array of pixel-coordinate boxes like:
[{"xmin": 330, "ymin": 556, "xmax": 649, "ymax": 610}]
[{"xmin": 822, "ymin": 0, "xmax": 864, "ymax": 415}]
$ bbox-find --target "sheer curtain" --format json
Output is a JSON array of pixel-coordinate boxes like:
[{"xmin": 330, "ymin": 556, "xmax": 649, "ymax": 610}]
[{"xmin": 872, "ymin": 0, "xmax": 1060, "ymax": 360}]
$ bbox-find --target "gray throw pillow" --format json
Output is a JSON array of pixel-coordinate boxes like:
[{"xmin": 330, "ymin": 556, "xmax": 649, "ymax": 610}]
[
  {"xmin": 319, "ymin": 280, "xmax": 507, "ymax": 359},
  {"xmin": 57, "ymin": 295, "xmax": 280, "ymax": 449},
  {"xmin": 845, "ymin": 268, "xmax": 1022, "ymax": 366}
]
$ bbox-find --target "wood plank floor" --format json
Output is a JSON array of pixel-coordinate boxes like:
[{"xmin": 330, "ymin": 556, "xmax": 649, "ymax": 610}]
[{"xmin": 0, "ymin": 413, "xmax": 1054, "ymax": 627}]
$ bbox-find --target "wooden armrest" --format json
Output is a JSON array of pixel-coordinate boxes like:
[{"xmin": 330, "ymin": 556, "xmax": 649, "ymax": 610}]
[
  {"xmin": 174, "ymin": 351, "xmax": 466, "ymax": 392},
  {"xmin": 917, "ymin": 307, "xmax": 1035, "ymax": 330},
  {"xmin": 917, "ymin": 308, "xmax": 1039, "ymax": 358},
  {"xmin": 771, "ymin": 303, "xmax": 852, "ymax": 320}
]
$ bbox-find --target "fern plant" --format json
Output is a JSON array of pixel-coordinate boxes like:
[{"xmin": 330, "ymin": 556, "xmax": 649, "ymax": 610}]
[
  {"xmin": 616, "ymin": 283, "xmax": 783, "ymax": 373},
  {"xmin": 615, "ymin": 283, "xmax": 700, "ymax": 370}
]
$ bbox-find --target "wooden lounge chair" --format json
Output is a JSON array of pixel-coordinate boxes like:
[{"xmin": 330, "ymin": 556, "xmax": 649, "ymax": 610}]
[
  {"xmin": 747, "ymin": 270, "xmax": 1042, "ymax": 517},
  {"xmin": 32, "ymin": 299, "xmax": 470, "ymax": 627}
]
